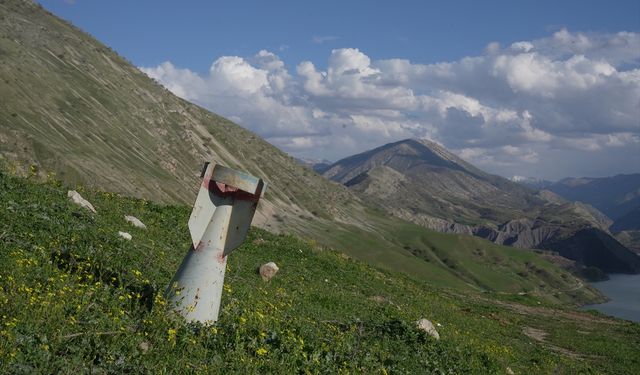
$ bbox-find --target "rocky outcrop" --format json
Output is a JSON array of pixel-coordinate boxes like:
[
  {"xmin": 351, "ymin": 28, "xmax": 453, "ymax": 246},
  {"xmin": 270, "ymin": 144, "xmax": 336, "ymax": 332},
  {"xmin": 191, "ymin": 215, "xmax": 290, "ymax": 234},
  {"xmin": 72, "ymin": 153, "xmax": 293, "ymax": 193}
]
[
  {"xmin": 473, "ymin": 219, "xmax": 560, "ymax": 249},
  {"xmin": 393, "ymin": 213, "xmax": 559, "ymax": 250},
  {"xmin": 391, "ymin": 209, "xmax": 474, "ymax": 235},
  {"xmin": 411, "ymin": 215, "xmax": 640, "ymax": 273},
  {"xmin": 471, "ymin": 220, "xmax": 640, "ymax": 273},
  {"xmin": 392, "ymin": 199, "xmax": 640, "ymax": 274}
]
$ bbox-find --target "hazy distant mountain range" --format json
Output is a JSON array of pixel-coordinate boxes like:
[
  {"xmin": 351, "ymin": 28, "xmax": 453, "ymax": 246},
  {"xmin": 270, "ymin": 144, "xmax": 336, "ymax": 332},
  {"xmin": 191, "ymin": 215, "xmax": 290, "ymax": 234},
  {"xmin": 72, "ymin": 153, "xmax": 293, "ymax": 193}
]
[
  {"xmin": 295, "ymin": 157, "xmax": 333, "ymax": 173},
  {"xmin": 513, "ymin": 174, "xmax": 640, "ymax": 253},
  {"xmin": 321, "ymin": 139, "xmax": 640, "ymax": 273},
  {"xmin": 544, "ymin": 175, "xmax": 639, "ymax": 226}
]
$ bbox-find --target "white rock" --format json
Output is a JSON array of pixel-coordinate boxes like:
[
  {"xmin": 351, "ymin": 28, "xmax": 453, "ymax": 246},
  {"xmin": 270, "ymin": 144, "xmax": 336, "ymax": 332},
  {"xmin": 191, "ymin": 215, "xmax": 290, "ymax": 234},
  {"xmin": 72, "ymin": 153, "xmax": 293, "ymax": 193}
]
[
  {"xmin": 67, "ymin": 190, "xmax": 96, "ymax": 213},
  {"xmin": 125, "ymin": 215, "xmax": 147, "ymax": 229},
  {"xmin": 118, "ymin": 231, "xmax": 132, "ymax": 240},
  {"xmin": 416, "ymin": 318, "xmax": 440, "ymax": 340},
  {"xmin": 259, "ymin": 262, "xmax": 279, "ymax": 281},
  {"xmin": 506, "ymin": 367, "xmax": 515, "ymax": 375}
]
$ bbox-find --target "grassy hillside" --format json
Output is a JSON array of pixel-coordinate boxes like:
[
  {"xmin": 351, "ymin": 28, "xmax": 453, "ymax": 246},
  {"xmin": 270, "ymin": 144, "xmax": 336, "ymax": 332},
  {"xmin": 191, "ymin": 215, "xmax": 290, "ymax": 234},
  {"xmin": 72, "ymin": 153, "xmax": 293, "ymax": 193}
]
[
  {"xmin": 302, "ymin": 208, "xmax": 605, "ymax": 305},
  {"xmin": 1, "ymin": 171, "xmax": 639, "ymax": 373},
  {"xmin": 0, "ymin": 0, "xmax": 358, "ymax": 229},
  {"xmin": 0, "ymin": 0, "xmax": 612, "ymax": 300}
]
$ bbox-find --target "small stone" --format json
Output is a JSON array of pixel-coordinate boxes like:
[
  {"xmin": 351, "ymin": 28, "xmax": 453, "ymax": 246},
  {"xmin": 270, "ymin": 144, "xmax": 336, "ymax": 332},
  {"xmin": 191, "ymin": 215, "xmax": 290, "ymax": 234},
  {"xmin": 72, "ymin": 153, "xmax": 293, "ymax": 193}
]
[
  {"xmin": 139, "ymin": 341, "xmax": 150, "ymax": 352},
  {"xmin": 416, "ymin": 318, "xmax": 440, "ymax": 340},
  {"xmin": 125, "ymin": 215, "xmax": 147, "ymax": 229},
  {"xmin": 506, "ymin": 367, "xmax": 515, "ymax": 375},
  {"xmin": 118, "ymin": 231, "xmax": 132, "ymax": 240},
  {"xmin": 67, "ymin": 190, "xmax": 96, "ymax": 213},
  {"xmin": 259, "ymin": 262, "xmax": 279, "ymax": 281}
]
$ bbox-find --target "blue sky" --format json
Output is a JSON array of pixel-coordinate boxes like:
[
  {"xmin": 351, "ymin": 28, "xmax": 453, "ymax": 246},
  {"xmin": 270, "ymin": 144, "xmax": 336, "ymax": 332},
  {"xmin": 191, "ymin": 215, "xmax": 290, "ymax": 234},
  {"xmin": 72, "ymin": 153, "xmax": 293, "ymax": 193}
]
[
  {"xmin": 39, "ymin": 0, "xmax": 640, "ymax": 179},
  {"xmin": 40, "ymin": 0, "xmax": 639, "ymax": 72}
]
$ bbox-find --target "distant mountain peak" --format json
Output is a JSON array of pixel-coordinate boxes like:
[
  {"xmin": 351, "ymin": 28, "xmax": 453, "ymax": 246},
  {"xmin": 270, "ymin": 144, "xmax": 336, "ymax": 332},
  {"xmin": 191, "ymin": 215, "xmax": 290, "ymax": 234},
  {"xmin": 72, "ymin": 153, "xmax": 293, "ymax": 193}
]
[
  {"xmin": 322, "ymin": 138, "xmax": 535, "ymax": 223},
  {"xmin": 410, "ymin": 137, "xmax": 444, "ymax": 149},
  {"xmin": 323, "ymin": 138, "xmax": 487, "ymax": 182},
  {"xmin": 322, "ymin": 140, "xmax": 640, "ymax": 273},
  {"xmin": 322, "ymin": 138, "xmax": 480, "ymax": 183},
  {"xmin": 387, "ymin": 137, "xmax": 446, "ymax": 153}
]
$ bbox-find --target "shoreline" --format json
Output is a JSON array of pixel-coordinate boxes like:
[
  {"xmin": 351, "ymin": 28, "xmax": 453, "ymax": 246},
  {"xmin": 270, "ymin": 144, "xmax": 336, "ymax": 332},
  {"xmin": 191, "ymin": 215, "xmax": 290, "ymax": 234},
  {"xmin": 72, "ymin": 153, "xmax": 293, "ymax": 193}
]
[{"xmin": 580, "ymin": 273, "xmax": 640, "ymax": 323}]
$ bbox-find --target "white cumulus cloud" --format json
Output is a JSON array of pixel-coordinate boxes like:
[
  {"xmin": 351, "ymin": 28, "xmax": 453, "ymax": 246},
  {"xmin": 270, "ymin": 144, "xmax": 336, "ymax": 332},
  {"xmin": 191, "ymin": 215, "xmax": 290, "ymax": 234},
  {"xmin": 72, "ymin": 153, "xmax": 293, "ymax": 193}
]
[{"xmin": 140, "ymin": 29, "xmax": 640, "ymax": 179}]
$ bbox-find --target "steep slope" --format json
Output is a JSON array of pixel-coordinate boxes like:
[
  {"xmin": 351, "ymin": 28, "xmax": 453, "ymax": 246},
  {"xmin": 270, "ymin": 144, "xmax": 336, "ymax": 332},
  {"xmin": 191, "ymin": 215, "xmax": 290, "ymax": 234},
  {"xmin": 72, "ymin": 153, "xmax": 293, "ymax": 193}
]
[
  {"xmin": 0, "ymin": 0, "xmax": 364, "ymax": 233},
  {"xmin": 0, "ymin": 0, "xmax": 613, "ymax": 300},
  {"xmin": 2, "ymin": 172, "xmax": 637, "ymax": 374},
  {"xmin": 323, "ymin": 139, "xmax": 640, "ymax": 273}
]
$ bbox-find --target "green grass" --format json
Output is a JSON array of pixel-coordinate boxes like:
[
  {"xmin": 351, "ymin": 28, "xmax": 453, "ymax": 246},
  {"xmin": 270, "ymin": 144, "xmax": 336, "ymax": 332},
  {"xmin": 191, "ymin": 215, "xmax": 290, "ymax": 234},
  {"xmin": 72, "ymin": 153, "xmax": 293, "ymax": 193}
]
[
  {"xmin": 305, "ymin": 206, "xmax": 604, "ymax": 306},
  {"xmin": 1, "ymin": 171, "xmax": 639, "ymax": 374}
]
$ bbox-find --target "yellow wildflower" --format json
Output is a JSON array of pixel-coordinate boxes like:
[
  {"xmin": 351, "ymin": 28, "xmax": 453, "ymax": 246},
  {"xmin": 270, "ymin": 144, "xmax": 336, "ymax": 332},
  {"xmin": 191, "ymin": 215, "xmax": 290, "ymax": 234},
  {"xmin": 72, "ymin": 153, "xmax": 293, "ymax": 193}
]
[{"xmin": 167, "ymin": 328, "xmax": 177, "ymax": 343}]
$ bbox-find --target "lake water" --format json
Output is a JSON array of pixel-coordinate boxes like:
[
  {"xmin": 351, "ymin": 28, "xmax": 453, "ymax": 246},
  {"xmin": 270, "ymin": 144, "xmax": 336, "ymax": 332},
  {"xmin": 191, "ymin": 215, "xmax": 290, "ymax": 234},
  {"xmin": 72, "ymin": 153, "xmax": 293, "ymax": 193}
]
[{"xmin": 582, "ymin": 274, "xmax": 640, "ymax": 322}]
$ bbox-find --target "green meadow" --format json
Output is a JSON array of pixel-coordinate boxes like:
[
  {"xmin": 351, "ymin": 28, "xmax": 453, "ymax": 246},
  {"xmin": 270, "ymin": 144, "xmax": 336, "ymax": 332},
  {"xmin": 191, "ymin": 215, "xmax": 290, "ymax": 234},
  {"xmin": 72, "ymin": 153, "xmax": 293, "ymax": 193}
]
[{"xmin": 1, "ymin": 170, "xmax": 638, "ymax": 374}]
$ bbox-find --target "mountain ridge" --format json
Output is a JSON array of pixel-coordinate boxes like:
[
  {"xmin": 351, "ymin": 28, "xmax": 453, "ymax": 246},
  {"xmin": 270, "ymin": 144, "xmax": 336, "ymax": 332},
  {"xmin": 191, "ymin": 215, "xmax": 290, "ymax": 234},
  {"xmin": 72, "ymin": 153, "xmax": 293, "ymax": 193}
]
[
  {"xmin": 545, "ymin": 174, "xmax": 640, "ymax": 222},
  {"xmin": 515, "ymin": 173, "xmax": 640, "ymax": 253},
  {"xmin": 322, "ymin": 138, "xmax": 640, "ymax": 273}
]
